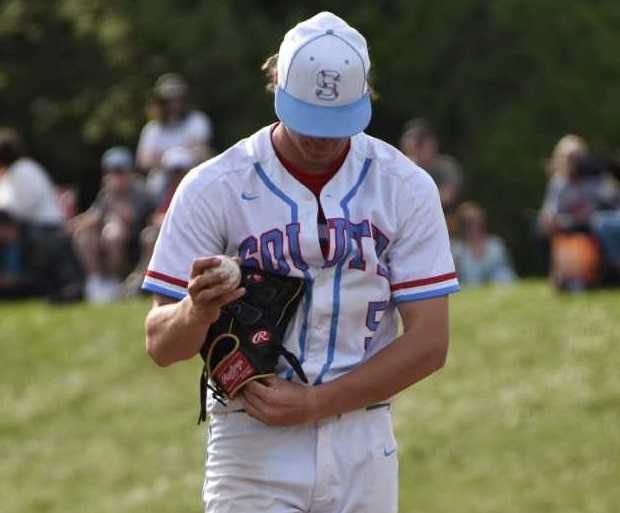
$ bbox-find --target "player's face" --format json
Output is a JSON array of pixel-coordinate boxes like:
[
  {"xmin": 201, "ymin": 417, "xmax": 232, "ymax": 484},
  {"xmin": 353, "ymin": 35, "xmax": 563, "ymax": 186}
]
[{"xmin": 285, "ymin": 128, "xmax": 349, "ymax": 167}]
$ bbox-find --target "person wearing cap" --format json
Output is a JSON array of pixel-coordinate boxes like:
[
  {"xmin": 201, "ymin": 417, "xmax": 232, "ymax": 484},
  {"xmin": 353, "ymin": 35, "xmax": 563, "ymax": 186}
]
[
  {"xmin": 70, "ymin": 147, "xmax": 152, "ymax": 302},
  {"xmin": 136, "ymin": 73, "xmax": 213, "ymax": 202},
  {"xmin": 154, "ymin": 146, "xmax": 196, "ymax": 217},
  {"xmin": 142, "ymin": 12, "xmax": 458, "ymax": 512},
  {"xmin": 124, "ymin": 146, "xmax": 194, "ymax": 296}
]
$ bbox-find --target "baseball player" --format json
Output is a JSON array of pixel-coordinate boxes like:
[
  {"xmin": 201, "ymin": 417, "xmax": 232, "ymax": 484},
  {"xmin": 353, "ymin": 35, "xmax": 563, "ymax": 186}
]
[{"xmin": 143, "ymin": 11, "xmax": 459, "ymax": 513}]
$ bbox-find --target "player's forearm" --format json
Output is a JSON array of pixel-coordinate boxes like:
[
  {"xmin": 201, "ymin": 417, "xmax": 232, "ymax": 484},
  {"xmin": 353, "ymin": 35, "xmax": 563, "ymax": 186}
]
[
  {"xmin": 312, "ymin": 317, "xmax": 449, "ymax": 418},
  {"xmin": 145, "ymin": 258, "xmax": 246, "ymax": 367},
  {"xmin": 145, "ymin": 297, "xmax": 209, "ymax": 366}
]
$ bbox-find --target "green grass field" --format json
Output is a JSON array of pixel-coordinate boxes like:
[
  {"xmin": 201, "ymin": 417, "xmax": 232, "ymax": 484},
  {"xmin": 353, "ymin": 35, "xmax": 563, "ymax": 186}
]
[{"xmin": 1, "ymin": 281, "xmax": 619, "ymax": 513}]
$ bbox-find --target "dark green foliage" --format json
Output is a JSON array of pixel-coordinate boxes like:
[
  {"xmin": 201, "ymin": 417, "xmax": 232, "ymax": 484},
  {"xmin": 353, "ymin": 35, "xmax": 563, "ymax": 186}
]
[{"xmin": 2, "ymin": 1, "xmax": 620, "ymax": 271}]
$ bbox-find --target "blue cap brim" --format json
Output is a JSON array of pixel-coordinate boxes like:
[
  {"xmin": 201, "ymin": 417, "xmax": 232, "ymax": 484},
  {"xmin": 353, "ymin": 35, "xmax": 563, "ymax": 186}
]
[{"xmin": 275, "ymin": 87, "xmax": 371, "ymax": 138}]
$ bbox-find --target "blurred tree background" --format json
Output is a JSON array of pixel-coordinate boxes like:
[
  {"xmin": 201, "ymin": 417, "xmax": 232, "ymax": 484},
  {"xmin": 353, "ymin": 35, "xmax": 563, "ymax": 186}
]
[{"xmin": 2, "ymin": 0, "xmax": 620, "ymax": 274}]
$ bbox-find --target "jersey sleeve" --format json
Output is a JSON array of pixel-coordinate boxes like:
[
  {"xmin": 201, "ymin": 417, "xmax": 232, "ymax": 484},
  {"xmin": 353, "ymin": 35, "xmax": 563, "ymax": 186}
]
[
  {"xmin": 388, "ymin": 174, "xmax": 460, "ymax": 303},
  {"xmin": 141, "ymin": 173, "xmax": 225, "ymax": 300}
]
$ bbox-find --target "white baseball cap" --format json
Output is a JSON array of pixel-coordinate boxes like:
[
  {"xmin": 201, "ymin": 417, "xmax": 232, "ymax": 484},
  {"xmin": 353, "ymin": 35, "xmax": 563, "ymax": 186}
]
[{"xmin": 275, "ymin": 12, "xmax": 372, "ymax": 138}]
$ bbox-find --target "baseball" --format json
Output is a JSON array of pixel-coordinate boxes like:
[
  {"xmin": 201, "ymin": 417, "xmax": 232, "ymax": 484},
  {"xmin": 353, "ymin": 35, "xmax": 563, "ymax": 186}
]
[{"xmin": 207, "ymin": 256, "xmax": 241, "ymax": 291}]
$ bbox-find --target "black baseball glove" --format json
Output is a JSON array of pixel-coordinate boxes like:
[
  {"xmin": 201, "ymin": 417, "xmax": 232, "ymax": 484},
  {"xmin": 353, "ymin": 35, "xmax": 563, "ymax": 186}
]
[{"xmin": 197, "ymin": 266, "xmax": 307, "ymax": 423}]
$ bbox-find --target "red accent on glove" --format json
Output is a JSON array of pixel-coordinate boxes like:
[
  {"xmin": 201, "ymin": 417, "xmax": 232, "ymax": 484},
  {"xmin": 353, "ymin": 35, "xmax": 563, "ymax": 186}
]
[{"xmin": 213, "ymin": 351, "xmax": 256, "ymax": 397}]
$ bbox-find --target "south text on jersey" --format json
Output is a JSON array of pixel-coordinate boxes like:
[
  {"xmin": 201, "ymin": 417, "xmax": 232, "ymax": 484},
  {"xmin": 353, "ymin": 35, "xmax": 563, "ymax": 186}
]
[{"xmin": 238, "ymin": 217, "xmax": 390, "ymax": 278}]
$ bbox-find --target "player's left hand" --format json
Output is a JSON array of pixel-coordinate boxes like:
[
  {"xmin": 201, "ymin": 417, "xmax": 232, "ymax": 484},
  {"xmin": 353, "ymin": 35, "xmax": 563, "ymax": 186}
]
[{"xmin": 238, "ymin": 377, "xmax": 319, "ymax": 427}]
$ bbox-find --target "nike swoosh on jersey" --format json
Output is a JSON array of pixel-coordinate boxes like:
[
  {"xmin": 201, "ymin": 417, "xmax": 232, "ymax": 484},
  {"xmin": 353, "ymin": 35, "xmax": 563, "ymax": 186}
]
[
  {"xmin": 383, "ymin": 447, "xmax": 397, "ymax": 457},
  {"xmin": 241, "ymin": 192, "xmax": 259, "ymax": 201}
]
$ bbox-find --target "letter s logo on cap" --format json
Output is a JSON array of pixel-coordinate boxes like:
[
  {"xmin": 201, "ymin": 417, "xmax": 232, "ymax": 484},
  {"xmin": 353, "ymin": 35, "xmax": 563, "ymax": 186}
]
[{"xmin": 315, "ymin": 70, "xmax": 340, "ymax": 101}]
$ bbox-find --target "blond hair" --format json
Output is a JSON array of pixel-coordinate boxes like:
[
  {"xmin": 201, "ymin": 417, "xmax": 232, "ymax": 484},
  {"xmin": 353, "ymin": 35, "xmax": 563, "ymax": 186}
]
[
  {"xmin": 261, "ymin": 53, "xmax": 279, "ymax": 93},
  {"xmin": 547, "ymin": 134, "xmax": 588, "ymax": 178}
]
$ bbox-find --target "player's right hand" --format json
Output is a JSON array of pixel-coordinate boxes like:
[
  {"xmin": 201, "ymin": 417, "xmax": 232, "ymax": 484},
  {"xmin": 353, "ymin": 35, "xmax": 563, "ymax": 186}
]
[{"xmin": 186, "ymin": 256, "xmax": 246, "ymax": 325}]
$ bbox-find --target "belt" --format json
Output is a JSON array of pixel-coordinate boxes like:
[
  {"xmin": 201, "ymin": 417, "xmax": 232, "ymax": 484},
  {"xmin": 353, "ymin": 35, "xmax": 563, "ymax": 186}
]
[{"xmin": 227, "ymin": 403, "xmax": 390, "ymax": 415}]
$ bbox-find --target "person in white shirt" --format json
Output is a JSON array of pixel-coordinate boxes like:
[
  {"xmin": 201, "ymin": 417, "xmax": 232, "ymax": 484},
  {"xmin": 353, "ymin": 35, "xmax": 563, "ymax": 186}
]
[
  {"xmin": 137, "ymin": 73, "xmax": 214, "ymax": 203},
  {"xmin": 0, "ymin": 129, "xmax": 64, "ymax": 227},
  {"xmin": 0, "ymin": 128, "xmax": 82, "ymax": 301}
]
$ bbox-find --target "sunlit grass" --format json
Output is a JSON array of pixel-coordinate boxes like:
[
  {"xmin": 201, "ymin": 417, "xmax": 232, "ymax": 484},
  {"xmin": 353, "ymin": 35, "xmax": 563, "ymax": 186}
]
[{"xmin": 1, "ymin": 281, "xmax": 618, "ymax": 513}]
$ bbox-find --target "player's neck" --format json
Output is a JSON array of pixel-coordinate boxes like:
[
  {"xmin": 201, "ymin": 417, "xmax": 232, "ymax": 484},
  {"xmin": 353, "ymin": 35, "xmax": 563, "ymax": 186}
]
[{"xmin": 271, "ymin": 123, "xmax": 349, "ymax": 175}]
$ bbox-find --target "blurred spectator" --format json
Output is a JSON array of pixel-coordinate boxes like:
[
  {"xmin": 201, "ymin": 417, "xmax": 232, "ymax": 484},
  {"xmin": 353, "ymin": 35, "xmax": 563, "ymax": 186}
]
[
  {"xmin": 554, "ymin": 154, "xmax": 620, "ymax": 231},
  {"xmin": 591, "ymin": 209, "xmax": 620, "ymax": 277},
  {"xmin": 0, "ymin": 128, "xmax": 83, "ymax": 301},
  {"xmin": 549, "ymin": 152, "xmax": 620, "ymax": 290},
  {"xmin": 0, "ymin": 128, "xmax": 64, "ymax": 226},
  {"xmin": 137, "ymin": 73, "xmax": 213, "ymax": 203},
  {"xmin": 154, "ymin": 146, "xmax": 195, "ymax": 218},
  {"xmin": 400, "ymin": 119, "xmax": 464, "ymax": 223},
  {"xmin": 550, "ymin": 233, "xmax": 601, "ymax": 291},
  {"xmin": 575, "ymin": 155, "xmax": 620, "ymax": 277},
  {"xmin": 0, "ymin": 210, "xmax": 28, "ymax": 298},
  {"xmin": 537, "ymin": 135, "xmax": 589, "ymax": 238},
  {"xmin": 124, "ymin": 146, "xmax": 193, "ymax": 296},
  {"xmin": 69, "ymin": 147, "xmax": 152, "ymax": 303},
  {"xmin": 452, "ymin": 202, "xmax": 516, "ymax": 286},
  {"xmin": 56, "ymin": 185, "xmax": 79, "ymax": 221}
]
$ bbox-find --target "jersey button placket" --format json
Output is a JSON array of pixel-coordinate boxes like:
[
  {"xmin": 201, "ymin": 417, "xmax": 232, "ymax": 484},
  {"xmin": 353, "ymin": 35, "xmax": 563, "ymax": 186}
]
[{"xmin": 306, "ymin": 272, "xmax": 330, "ymax": 363}]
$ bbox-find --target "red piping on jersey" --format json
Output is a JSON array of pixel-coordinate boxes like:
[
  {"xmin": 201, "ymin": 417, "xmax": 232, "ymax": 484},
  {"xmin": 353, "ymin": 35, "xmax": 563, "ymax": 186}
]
[
  {"xmin": 145, "ymin": 270, "xmax": 188, "ymax": 288},
  {"xmin": 390, "ymin": 272, "xmax": 457, "ymax": 291}
]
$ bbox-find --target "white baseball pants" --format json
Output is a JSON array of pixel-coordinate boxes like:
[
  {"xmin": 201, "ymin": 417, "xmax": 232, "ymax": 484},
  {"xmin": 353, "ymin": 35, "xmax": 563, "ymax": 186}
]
[{"xmin": 203, "ymin": 404, "xmax": 398, "ymax": 513}]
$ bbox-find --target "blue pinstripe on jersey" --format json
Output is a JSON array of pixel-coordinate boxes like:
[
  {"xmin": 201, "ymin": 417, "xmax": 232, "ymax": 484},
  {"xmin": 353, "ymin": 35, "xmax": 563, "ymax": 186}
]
[
  {"xmin": 253, "ymin": 163, "xmax": 313, "ymax": 376},
  {"xmin": 315, "ymin": 158, "xmax": 373, "ymax": 385}
]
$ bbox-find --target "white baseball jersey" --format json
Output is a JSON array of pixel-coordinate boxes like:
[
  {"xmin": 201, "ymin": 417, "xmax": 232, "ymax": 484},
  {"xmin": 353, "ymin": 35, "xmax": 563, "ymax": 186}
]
[{"xmin": 142, "ymin": 124, "xmax": 459, "ymax": 404}]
